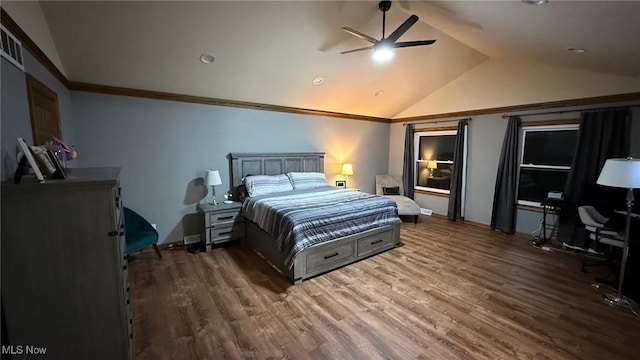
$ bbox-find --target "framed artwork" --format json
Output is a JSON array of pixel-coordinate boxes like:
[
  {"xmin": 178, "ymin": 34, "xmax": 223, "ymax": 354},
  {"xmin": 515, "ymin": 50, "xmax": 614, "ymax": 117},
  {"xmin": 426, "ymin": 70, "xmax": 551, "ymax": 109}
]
[
  {"xmin": 29, "ymin": 145, "xmax": 56, "ymax": 177},
  {"xmin": 46, "ymin": 148, "xmax": 67, "ymax": 179},
  {"xmin": 335, "ymin": 180, "xmax": 346, "ymax": 188},
  {"xmin": 16, "ymin": 137, "xmax": 45, "ymax": 183}
]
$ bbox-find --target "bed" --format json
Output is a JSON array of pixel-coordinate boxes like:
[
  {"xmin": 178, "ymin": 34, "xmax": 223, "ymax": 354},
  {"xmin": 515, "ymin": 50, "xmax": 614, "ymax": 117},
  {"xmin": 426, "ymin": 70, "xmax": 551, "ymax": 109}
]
[{"xmin": 228, "ymin": 152, "xmax": 402, "ymax": 283}]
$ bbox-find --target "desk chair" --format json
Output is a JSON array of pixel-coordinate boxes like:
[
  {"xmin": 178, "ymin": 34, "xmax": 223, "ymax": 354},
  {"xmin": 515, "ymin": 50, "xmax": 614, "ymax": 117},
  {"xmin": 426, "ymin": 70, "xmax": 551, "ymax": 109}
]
[
  {"xmin": 376, "ymin": 175, "xmax": 421, "ymax": 224},
  {"xmin": 578, "ymin": 205, "xmax": 623, "ymax": 273},
  {"xmin": 124, "ymin": 207, "xmax": 162, "ymax": 259}
]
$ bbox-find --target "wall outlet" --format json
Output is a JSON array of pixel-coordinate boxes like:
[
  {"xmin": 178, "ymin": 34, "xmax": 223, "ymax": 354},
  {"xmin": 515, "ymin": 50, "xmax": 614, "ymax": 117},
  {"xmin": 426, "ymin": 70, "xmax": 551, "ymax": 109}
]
[
  {"xmin": 183, "ymin": 234, "xmax": 201, "ymax": 245},
  {"xmin": 420, "ymin": 208, "xmax": 433, "ymax": 216}
]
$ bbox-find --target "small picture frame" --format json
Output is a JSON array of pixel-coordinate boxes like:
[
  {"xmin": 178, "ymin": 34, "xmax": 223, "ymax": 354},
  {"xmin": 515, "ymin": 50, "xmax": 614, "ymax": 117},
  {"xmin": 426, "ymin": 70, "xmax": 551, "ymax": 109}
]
[
  {"xmin": 16, "ymin": 137, "xmax": 45, "ymax": 183},
  {"xmin": 335, "ymin": 180, "xmax": 346, "ymax": 188},
  {"xmin": 46, "ymin": 148, "xmax": 67, "ymax": 179}
]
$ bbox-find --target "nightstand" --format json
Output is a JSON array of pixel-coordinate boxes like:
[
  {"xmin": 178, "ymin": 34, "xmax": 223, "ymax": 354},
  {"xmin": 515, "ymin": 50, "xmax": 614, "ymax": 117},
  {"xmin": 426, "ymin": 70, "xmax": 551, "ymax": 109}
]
[{"xmin": 197, "ymin": 202, "xmax": 244, "ymax": 251}]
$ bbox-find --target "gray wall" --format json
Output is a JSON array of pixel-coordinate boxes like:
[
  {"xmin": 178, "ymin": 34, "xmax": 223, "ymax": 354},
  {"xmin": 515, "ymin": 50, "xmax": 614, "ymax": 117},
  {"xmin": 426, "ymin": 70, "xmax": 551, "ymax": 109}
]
[
  {"xmin": 389, "ymin": 103, "xmax": 640, "ymax": 235},
  {"xmin": 71, "ymin": 92, "xmax": 391, "ymax": 243},
  {"xmin": 1, "ymin": 52, "xmax": 75, "ymax": 180}
]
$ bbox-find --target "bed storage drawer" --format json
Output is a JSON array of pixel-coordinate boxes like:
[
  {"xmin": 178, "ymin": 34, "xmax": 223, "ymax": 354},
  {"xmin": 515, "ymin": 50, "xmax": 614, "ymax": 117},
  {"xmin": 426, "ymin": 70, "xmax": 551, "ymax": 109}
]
[
  {"xmin": 356, "ymin": 228, "xmax": 396, "ymax": 257},
  {"xmin": 306, "ymin": 240, "xmax": 355, "ymax": 273}
]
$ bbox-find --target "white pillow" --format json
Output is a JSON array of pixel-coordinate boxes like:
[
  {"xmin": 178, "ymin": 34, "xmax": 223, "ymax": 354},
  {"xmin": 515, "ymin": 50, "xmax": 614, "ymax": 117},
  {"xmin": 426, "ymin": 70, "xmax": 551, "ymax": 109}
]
[
  {"xmin": 287, "ymin": 172, "xmax": 328, "ymax": 190},
  {"xmin": 244, "ymin": 174, "xmax": 293, "ymax": 197}
]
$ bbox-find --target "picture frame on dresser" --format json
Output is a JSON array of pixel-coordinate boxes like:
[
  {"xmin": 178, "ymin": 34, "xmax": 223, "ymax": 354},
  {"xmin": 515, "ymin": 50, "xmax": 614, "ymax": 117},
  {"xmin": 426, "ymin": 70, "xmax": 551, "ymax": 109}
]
[
  {"xmin": 47, "ymin": 148, "xmax": 67, "ymax": 179},
  {"xmin": 335, "ymin": 180, "xmax": 346, "ymax": 188},
  {"xmin": 15, "ymin": 137, "xmax": 44, "ymax": 184}
]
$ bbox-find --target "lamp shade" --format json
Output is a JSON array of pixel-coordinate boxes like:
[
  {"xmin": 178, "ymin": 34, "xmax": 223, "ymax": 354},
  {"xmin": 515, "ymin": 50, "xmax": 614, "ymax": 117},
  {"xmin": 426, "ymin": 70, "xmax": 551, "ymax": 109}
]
[
  {"xmin": 427, "ymin": 161, "xmax": 438, "ymax": 169},
  {"xmin": 596, "ymin": 158, "xmax": 640, "ymax": 189},
  {"xmin": 205, "ymin": 169, "xmax": 222, "ymax": 186},
  {"xmin": 341, "ymin": 163, "xmax": 354, "ymax": 176}
]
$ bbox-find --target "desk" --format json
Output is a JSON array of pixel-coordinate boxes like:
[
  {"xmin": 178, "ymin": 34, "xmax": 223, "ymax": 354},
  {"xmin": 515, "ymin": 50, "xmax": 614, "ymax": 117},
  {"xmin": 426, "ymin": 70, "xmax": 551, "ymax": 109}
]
[
  {"xmin": 534, "ymin": 198, "xmax": 564, "ymax": 247},
  {"xmin": 615, "ymin": 210, "xmax": 640, "ymax": 219}
]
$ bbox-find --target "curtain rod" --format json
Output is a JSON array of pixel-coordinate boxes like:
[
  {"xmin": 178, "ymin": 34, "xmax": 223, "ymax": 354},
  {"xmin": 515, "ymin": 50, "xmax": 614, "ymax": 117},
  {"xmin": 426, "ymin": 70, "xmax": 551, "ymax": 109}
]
[
  {"xmin": 403, "ymin": 117, "xmax": 472, "ymax": 126},
  {"xmin": 501, "ymin": 105, "xmax": 637, "ymax": 119}
]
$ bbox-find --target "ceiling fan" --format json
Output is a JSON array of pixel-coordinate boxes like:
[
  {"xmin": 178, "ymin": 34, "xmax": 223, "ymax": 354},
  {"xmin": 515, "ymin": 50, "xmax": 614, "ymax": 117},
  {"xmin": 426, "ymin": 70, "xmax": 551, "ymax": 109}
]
[{"xmin": 341, "ymin": 0, "xmax": 436, "ymax": 60}]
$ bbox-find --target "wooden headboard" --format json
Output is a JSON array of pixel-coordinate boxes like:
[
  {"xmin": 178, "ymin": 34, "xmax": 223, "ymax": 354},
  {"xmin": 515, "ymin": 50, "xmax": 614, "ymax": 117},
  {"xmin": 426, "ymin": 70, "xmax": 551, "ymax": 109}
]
[{"xmin": 227, "ymin": 152, "xmax": 325, "ymax": 200}]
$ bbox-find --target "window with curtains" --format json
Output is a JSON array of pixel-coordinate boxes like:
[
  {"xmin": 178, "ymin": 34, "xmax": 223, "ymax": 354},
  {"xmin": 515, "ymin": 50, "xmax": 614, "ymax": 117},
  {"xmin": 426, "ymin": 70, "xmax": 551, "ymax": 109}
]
[
  {"xmin": 414, "ymin": 129, "xmax": 457, "ymax": 194},
  {"xmin": 517, "ymin": 124, "xmax": 579, "ymax": 206}
]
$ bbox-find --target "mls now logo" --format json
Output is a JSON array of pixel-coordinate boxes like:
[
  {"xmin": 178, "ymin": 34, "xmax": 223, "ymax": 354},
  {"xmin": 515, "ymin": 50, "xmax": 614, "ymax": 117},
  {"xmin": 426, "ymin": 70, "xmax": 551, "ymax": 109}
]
[{"xmin": 2, "ymin": 345, "xmax": 48, "ymax": 355}]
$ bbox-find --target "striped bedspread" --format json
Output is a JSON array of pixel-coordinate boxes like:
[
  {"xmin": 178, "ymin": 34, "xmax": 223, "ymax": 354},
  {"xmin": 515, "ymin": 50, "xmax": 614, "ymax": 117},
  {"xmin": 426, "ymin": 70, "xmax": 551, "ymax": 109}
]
[{"xmin": 242, "ymin": 186, "xmax": 402, "ymax": 269}]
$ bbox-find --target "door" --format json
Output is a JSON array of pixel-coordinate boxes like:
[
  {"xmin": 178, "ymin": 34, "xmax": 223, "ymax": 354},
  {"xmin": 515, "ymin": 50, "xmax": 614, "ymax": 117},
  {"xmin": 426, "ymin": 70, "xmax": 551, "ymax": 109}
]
[{"xmin": 26, "ymin": 73, "xmax": 61, "ymax": 145}]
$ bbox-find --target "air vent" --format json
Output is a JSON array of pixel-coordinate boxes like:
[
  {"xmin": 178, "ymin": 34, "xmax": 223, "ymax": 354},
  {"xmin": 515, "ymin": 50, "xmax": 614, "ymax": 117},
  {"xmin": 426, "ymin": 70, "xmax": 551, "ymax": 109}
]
[{"xmin": 1, "ymin": 25, "xmax": 25, "ymax": 71}]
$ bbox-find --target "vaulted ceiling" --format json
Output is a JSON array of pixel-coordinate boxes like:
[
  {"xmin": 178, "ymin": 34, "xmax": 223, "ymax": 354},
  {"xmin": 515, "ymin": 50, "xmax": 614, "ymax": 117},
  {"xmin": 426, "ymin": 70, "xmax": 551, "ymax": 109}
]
[{"xmin": 10, "ymin": 1, "xmax": 640, "ymax": 118}]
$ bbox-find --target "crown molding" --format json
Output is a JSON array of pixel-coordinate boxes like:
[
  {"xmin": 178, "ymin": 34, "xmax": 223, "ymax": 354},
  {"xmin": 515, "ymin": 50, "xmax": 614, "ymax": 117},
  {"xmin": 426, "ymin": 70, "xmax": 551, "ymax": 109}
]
[
  {"xmin": 391, "ymin": 92, "xmax": 640, "ymax": 123},
  {"xmin": 67, "ymin": 81, "xmax": 390, "ymax": 123}
]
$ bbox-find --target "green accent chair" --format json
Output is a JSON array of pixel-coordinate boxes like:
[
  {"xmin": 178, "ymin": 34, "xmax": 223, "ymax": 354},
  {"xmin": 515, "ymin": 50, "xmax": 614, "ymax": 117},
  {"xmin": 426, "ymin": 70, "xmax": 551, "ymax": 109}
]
[{"xmin": 124, "ymin": 207, "xmax": 161, "ymax": 259}]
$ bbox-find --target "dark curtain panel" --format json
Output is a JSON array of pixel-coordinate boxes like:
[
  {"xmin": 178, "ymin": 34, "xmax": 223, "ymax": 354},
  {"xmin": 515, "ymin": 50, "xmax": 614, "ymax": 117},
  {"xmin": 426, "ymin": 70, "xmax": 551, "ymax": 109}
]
[
  {"xmin": 560, "ymin": 108, "xmax": 630, "ymax": 247},
  {"xmin": 403, "ymin": 124, "xmax": 415, "ymax": 199},
  {"xmin": 490, "ymin": 116, "xmax": 521, "ymax": 233},
  {"xmin": 564, "ymin": 108, "xmax": 630, "ymax": 204},
  {"xmin": 447, "ymin": 119, "xmax": 469, "ymax": 221}
]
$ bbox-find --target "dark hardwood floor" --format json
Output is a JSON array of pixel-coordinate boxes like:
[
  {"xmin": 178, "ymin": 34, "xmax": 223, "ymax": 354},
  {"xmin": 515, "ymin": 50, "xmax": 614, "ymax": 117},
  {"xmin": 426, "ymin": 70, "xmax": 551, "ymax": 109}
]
[{"xmin": 129, "ymin": 216, "xmax": 640, "ymax": 360}]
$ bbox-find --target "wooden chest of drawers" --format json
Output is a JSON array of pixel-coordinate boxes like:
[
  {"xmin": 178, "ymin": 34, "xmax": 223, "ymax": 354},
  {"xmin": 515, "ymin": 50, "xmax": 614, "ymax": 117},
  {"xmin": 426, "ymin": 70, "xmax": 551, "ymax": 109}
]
[{"xmin": 1, "ymin": 167, "xmax": 133, "ymax": 360}]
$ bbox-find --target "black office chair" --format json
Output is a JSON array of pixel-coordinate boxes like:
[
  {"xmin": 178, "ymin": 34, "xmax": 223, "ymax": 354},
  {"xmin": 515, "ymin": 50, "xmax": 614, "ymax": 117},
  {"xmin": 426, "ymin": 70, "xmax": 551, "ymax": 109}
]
[{"xmin": 577, "ymin": 205, "xmax": 623, "ymax": 273}]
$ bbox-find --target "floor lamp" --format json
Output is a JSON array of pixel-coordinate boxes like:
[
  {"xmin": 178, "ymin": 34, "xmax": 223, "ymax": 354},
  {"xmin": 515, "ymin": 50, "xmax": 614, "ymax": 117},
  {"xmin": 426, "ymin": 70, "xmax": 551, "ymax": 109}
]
[{"xmin": 596, "ymin": 157, "xmax": 640, "ymax": 306}]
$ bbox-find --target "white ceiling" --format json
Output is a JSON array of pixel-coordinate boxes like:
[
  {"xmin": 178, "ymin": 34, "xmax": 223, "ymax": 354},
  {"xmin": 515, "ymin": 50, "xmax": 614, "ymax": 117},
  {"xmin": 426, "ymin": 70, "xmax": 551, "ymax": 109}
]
[{"xmin": 34, "ymin": 1, "xmax": 640, "ymax": 119}]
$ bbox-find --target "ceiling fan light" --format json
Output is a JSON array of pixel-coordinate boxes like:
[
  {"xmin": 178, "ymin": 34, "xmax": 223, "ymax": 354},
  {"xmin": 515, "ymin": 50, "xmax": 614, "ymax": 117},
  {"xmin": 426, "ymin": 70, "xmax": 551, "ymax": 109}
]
[{"xmin": 373, "ymin": 45, "xmax": 394, "ymax": 62}]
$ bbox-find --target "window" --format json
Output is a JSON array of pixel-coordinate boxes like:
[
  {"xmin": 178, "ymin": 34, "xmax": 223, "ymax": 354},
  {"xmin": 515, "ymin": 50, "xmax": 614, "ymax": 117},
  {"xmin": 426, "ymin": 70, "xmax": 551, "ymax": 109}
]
[
  {"xmin": 414, "ymin": 130, "xmax": 457, "ymax": 194},
  {"xmin": 518, "ymin": 124, "xmax": 579, "ymax": 206}
]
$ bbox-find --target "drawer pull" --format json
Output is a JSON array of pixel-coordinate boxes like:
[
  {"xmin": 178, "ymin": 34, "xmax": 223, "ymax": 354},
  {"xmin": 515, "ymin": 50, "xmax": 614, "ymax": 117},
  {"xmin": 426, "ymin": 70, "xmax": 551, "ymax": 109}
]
[
  {"xmin": 219, "ymin": 230, "xmax": 232, "ymax": 236},
  {"xmin": 371, "ymin": 239, "xmax": 383, "ymax": 245},
  {"xmin": 218, "ymin": 215, "xmax": 234, "ymax": 221},
  {"xmin": 324, "ymin": 252, "xmax": 339, "ymax": 260}
]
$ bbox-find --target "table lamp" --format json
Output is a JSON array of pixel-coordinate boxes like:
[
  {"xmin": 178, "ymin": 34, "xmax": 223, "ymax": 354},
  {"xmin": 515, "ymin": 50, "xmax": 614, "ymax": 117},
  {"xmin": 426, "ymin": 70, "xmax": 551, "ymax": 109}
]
[
  {"xmin": 341, "ymin": 163, "xmax": 354, "ymax": 187},
  {"xmin": 596, "ymin": 157, "xmax": 640, "ymax": 307},
  {"xmin": 427, "ymin": 161, "xmax": 437, "ymax": 178},
  {"xmin": 205, "ymin": 169, "xmax": 222, "ymax": 205}
]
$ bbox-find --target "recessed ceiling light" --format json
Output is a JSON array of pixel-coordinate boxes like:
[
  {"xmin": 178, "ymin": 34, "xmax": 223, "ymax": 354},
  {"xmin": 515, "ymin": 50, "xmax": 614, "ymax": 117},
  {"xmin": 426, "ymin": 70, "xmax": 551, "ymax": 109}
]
[
  {"xmin": 312, "ymin": 77, "xmax": 324, "ymax": 85},
  {"xmin": 200, "ymin": 53, "xmax": 215, "ymax": 64},
  {"xmin": 567, "ymin": 47, "xmax": 587, "ymax": 53},
  {"xmin": 374, "ymin": 89, "xmax": 384, "ymax": 96},
  {"xmin": 521, "ymin": 0, "xmax": 548, "ymax": 4}
]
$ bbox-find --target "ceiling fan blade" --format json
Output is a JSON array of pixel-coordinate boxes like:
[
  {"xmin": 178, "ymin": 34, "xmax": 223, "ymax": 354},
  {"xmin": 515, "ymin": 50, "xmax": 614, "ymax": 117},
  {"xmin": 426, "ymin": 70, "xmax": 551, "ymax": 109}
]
[
  {"xmin": 393, "ymin": 39, "xmax": 437, "ymax": 48},
  {"xmin": 386, "ymin": 14, "xmax": 419, "ymax": 42},
  {"xmin": 341, "ymin": 27, "xmax": 378, "ymax": 44},
  {"xmin": 340, "ymin": 46, "xmax": 375, "ymax": 55}
]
